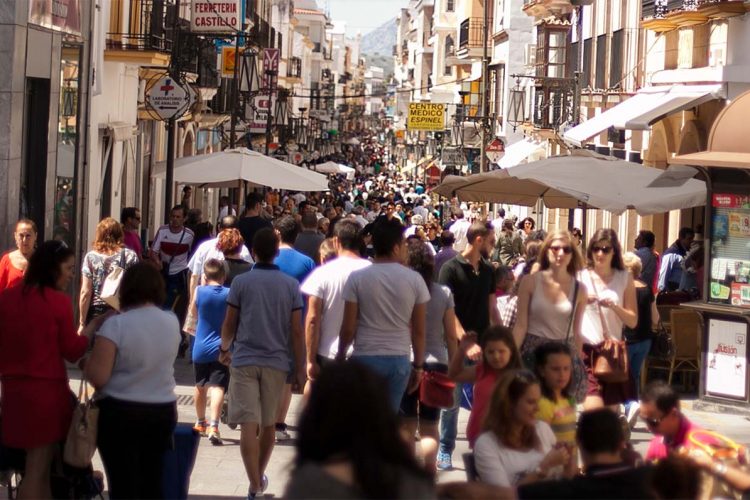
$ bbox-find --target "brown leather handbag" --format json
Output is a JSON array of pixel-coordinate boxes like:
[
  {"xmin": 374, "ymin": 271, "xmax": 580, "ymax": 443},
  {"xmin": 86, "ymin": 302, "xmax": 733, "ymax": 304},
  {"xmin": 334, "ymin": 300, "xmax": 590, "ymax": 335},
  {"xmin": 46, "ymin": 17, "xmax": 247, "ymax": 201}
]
[{"xmin": 589, "ymin": 274, "xmax": 630, "ymax": 383}]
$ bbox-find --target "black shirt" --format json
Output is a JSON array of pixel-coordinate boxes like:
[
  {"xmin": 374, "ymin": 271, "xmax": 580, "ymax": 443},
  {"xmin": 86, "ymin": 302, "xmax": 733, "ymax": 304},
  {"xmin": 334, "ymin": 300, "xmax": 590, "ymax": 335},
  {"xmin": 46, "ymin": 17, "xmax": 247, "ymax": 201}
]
[
  {"xmin": 518, "ymin": 463, "xmax": 656, "ymax": 499},
  {"xmin": 438, "ymin": 254, "xmax": 496, "ymax": 339},
  {"xmin": 623, "ymin": 286, "xmax": 655, "ymax": 344},
  {"xmin": 237, "ymin": 216, "xmax": 273, "ymax": 254}
]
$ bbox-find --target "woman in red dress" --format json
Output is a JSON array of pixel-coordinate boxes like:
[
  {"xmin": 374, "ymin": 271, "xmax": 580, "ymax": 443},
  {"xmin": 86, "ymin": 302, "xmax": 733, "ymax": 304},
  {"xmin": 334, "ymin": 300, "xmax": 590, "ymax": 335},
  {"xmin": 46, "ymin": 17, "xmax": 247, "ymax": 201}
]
[
  {"xmin": 0, "ymin": 240, "xmax": 104, "ymax": 498},
  {"xmin": 0, "ymin": 219, "xmax": 37, "ymax": 291}
]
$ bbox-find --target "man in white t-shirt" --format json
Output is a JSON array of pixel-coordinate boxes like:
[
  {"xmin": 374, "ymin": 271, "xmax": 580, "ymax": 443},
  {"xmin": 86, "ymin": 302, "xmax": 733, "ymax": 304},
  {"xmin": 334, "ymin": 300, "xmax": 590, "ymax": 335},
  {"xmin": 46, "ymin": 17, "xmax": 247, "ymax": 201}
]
[
  {"xmin": 449, "ymin": 208, "xmax": 472, "ymax": 252},
  {"xmin": 337, "ymin": 218, "xmax": 429, "ymax": 411},
  {"xmin": 300, "ymin": 220, "xmax": 371, "ymax": 387},
  {"xmin": 151, "ymin": 205, "xmax": 194, "ymax": 316}
]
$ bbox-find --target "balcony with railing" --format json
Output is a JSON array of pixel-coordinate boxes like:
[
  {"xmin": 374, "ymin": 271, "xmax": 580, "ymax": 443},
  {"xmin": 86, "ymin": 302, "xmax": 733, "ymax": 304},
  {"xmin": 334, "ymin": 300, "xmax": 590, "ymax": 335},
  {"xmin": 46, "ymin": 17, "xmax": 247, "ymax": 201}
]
[
  {"xmin": 642, "ymin": 0, "xmax": 746, "ymax": 32},
  {"xmin": 456, "ymin": 17, "xmax": 491, "ymax": 59},
  {"xmin": 532, "ymin": 78, "xmax": 576, "ymax": 130},
  {"xmin": 106, "ymin": 0, "xmax": 176, "ymax": 65}
]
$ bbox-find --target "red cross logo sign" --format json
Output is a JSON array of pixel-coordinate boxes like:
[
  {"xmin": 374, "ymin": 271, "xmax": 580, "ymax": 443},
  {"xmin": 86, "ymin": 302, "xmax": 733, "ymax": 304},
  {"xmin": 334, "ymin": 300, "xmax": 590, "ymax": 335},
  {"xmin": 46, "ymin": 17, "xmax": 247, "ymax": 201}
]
[{"xmin": 160, "ymin": 79, "xmax": 175, "ymax": 95}]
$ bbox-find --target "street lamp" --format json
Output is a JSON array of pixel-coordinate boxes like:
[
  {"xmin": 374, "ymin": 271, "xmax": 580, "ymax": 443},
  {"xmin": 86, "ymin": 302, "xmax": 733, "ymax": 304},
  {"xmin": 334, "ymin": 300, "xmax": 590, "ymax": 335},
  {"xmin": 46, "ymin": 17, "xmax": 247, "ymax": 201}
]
[
  {"xmin": 239, "ymin": 49, "xmax": 261, "ymax": 95},
  {"xmin": 507, "ymin": 78, "xmax": 527, "ymax": 132}
]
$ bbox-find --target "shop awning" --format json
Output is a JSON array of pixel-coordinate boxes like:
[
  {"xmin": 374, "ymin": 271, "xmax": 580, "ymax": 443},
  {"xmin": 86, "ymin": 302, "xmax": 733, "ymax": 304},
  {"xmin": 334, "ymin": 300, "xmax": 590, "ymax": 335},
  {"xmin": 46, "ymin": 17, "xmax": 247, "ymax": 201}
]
[
  {"xmin": 563, "ymin": 84, "xmax": 725, "ymax": 147},
  {"xmin": 497, "ymin": 138, "xmax": 546, "ymax": 169},
  {"xmin": 671, "ymin": 89, "xmax": 750, "ymax": 169}
]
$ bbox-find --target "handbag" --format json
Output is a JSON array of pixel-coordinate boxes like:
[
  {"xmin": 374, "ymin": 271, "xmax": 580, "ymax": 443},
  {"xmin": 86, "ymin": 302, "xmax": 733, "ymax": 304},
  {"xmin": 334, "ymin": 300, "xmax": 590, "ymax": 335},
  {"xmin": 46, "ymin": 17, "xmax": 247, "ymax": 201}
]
[
  {"xmin": 649, "ymin": 320, "xmax": 675, "ymax": 359},
  {"xmin": 688, "ymin": 429, "xmax": 748, "ymax": 500},
  {"xmin": 100, "ymin": 250, "xmax": 126, "ymax": 311},
  {"xmin": 419, "ymin": 370, "xmax": 456, "ymax": 409},
  {"xmin": 588, "ymin": 272, "xmax": 630, "ymax": 383},
  {"xmin": 63, "ymin": 380, "xmax": 99, "ymax": 468}
]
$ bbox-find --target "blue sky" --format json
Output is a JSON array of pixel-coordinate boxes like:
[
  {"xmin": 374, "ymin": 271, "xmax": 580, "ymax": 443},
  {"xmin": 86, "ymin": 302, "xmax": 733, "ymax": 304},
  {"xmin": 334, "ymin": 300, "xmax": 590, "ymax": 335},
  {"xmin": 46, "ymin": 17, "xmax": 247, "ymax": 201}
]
[{"xmin": 326, "ymin": 0, "xmax": 406, "ymax": 35}]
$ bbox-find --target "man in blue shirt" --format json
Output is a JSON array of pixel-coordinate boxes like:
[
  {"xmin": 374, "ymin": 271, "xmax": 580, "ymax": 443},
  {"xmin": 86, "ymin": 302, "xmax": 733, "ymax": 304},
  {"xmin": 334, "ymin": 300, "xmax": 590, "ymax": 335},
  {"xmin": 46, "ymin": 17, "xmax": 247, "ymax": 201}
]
[
  {"xmin": 220, "ymin": 228, "xmax": 304, "ymax": 499},
  {"xmin": 272, "ymin": 216, "xmax": 315, "ymax": 441},
  {"xmin": 658, "ymin": 227, "xmax": 694, "ymax": 292}
]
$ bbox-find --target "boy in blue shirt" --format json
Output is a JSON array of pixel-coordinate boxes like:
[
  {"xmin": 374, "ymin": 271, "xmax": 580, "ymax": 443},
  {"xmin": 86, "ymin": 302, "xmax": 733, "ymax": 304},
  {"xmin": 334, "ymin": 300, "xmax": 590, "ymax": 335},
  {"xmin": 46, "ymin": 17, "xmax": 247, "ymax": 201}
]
[{"xmin": 187, "ymin": 258, "xmax": 230, "ymax": 445}]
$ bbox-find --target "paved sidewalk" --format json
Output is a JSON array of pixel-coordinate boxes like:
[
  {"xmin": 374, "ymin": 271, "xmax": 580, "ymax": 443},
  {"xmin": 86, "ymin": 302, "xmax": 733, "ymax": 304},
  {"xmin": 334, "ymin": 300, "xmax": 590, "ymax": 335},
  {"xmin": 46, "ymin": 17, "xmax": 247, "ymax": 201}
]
[{"xmin": 70, "ymin": 358, "xmax": 750, "ymax": 499}]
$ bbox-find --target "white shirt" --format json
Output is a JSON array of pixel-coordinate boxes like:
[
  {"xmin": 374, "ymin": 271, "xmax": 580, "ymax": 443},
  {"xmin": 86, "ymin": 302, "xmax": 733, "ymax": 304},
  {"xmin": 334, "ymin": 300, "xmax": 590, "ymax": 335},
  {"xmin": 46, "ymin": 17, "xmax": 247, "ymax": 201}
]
[
  {"xmin": 300, "ymin": 256, "xmax": 372, "ymax": 359},
  {"xmin": 449, "ymin": 218, "xmax": 472, "ymax": 252},
  {"xmin": 343, "ymin": 262, "xmax": 430, "ymax": 356},
  {"xmin": 188, "ymin": 237, "xmax": 253, "ymax": 276},
  {"xmin": 579, "ymin": 268, "xmax": 630, "ymax": 344},
  {"xmin": 218, "ymin": 206, "xmax": 237, "ymax": 220},
  {"xmin": 152, "ymin": 225, "xmax": 194, "ymax": 274},
  {"xmin": 97, "ymin": 306, "xmax": 180, "ymax": 403},
  {"xmin": 414, "ymin": 206, "xmax": 429, "ymax": 222},
  {"xmin": 474, "ymin": 421, "xmax": 557, "ymax": 487}
]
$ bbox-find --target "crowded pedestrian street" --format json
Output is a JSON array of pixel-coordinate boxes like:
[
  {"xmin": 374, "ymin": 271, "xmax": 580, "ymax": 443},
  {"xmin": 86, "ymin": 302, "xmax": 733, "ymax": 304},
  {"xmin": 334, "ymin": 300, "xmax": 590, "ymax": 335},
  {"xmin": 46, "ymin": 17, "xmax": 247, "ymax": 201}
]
[{"xmin": 2, "ymin": 0, "xmax": 750, "ymax": 499}]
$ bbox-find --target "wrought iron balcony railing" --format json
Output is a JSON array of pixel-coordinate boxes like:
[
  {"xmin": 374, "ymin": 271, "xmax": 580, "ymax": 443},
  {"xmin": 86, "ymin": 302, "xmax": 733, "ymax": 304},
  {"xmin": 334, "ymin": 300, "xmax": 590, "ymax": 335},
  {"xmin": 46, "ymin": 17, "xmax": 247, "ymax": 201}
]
[{"xmin": 106, "ymin": 0, "xmax": 176, "ymax": 52}]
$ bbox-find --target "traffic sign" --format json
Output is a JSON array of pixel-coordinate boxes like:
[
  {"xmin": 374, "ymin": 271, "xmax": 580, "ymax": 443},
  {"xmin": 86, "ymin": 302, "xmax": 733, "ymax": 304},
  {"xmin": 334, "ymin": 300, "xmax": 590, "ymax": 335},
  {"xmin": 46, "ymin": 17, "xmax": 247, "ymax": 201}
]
[
  {"xmin": 145, "ymin": 76, "xmax": 191, "ymax": 121},
  {"xmin": 486, "ymin": 138, "xmax": 506, "ymax": 164}
]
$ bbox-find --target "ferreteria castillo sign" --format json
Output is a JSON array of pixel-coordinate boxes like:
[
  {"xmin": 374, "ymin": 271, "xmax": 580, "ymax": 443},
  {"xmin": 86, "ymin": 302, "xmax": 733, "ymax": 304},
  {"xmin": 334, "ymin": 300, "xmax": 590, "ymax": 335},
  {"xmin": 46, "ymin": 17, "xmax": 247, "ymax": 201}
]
[
  {"xmin": 407, "ymin": 103, "xmax": 445, "ymax": 131},
  {"xmin": 191, "ymin": 0, "xmax": 240, "ymax": 33}
]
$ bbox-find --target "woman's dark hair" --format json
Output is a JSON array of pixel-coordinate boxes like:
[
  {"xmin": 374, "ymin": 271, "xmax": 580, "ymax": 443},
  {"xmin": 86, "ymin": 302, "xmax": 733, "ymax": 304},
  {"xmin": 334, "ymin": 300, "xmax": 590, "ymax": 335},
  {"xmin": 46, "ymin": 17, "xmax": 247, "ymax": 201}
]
[
  {"xmin": 371, "ymin": 218, "xmax": 404, "ymax": 257},
  {"xmin": 406, "ymin": 238, "xmax": 434, "ymax": 291},
  {"xmin": 119, "ymin": 262, "xmax": 166, "ymax": 309},
  {"xmin": 16, "ymin": 218, "xmax": 38, "ymax": 234},
  {"xmin": 518, "ymin": 217, "xmax": 535, "ymax": 231},
  {"xmin": 534, "ymin": 342, "xmax": 573, "ymax": 401},
  {"xmin": 586, "ymin": 228, "xmax": 625, "ymax": 270},
  {"xmin": 23, "ymin": 240, "xmax": 74, "ymax": 292},
  {"xmin": 296, "ymin": 361, "xmax": 430, "ymax": 498},
  {"xmin": 482, "ymin": 370, "xmax": 541, "ymax": 450},
  {"xmin": 481, "ymin": 325, "xmax": 523, "ymax": 370}
]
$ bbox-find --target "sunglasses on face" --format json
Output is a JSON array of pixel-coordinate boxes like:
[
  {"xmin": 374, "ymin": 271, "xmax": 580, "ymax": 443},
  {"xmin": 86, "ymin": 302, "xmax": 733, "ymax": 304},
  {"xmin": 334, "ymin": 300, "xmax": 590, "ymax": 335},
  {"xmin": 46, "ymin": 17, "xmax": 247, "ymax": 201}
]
[
  {"xmin": 550, "ymin": 245, "xmax": 573, "ymax": 254},
  {"xmin": 592, "ymin": 246, "xmax": 613, "ymax": 255}
]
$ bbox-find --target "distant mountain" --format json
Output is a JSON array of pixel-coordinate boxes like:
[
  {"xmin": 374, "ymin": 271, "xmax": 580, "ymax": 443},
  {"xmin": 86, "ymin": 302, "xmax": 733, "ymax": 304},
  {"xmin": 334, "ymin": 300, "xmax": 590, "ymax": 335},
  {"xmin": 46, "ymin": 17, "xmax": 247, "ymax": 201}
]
[{"xmin": 361, "ymin": 17, "xmax": 397, "ymax": 60}]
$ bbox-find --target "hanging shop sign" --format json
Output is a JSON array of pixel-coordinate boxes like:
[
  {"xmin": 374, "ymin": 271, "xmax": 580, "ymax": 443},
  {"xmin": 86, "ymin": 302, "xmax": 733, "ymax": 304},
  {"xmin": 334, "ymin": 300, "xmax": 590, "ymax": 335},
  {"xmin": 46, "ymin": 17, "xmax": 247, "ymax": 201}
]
[
  {"xmin": 441, "ymin": 147, "xmax": 466, "ymax": 166},
  {"xmin": 221, "ymin": 46, "xmax": 243, "ymax": 78},
  {"xmin": 29, "ymin": 0, "xmax": 81, "ymax": 36},
  {"xmin": 191, "ymin": 0, "xmax": 240, "ymax": 33},
  {"xmin": 407, "ymin": 103, "xmax": 445, "ymax": 131},
  {"xmin": 144, "ymin": 75, "xmax": 193, "ymax": 121},
  {"xmin": 245, "ymin": 94, "xmax": 275, "ymax": 133},
  {"xmin": 485, "ymin": 138, "xmax": 506, "ymax": 164}
]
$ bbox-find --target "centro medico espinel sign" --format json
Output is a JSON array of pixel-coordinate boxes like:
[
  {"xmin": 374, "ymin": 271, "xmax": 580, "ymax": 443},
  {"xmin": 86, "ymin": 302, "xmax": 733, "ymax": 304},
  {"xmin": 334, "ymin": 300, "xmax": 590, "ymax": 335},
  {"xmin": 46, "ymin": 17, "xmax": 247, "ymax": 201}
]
[
  {"xmin": 191, "ymin": 0, "xmax": 240, "ymax": 33},
  {"xmin": 407, "ymin": 103, "xmax": 445, "ymax": 131}
]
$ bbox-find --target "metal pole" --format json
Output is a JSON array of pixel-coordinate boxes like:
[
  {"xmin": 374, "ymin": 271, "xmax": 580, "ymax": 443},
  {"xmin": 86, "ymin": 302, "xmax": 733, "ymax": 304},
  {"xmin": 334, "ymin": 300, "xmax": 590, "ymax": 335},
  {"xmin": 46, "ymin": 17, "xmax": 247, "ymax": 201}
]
[
  {"xmin": 568, "ymin": 6, "xmax": 585, "ymax": 231},
  {"xmin": 479, "ymin": 0, "xmax": 490, "ymax": 173},
  {"xmin": 165, "ymin": 118, "xmax": 175, "ymax": 221},
  {"xmin": 229, "ymin": 33, "xmax": 241, "ymax": 149},
  {"xmin": 265, "ymin": 71, "xmax": 276, "ymax": 156}
]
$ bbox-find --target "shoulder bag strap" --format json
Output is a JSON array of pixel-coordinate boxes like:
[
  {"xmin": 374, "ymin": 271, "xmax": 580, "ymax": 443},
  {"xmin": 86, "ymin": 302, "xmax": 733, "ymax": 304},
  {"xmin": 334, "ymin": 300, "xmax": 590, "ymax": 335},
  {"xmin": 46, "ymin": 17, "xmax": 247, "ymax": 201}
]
[
  {"xmin": 565, "ymin": 279, "xmax": 580, "ymax": 344},
  {"xmin": 164, "ymin": 229, "xmax": 186, "ymax": 275},
  {"xmin": 588, "ymin": 272, "xmax": 611, "ymax": 340}
]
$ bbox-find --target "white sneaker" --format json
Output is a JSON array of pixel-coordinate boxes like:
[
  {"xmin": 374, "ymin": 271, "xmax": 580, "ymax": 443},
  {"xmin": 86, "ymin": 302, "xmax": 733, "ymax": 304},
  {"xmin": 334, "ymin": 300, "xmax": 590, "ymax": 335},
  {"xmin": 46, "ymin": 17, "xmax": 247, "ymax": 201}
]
[{"xmin": 275, "ymin": 429, "xmax": 291, "ymax": 442}]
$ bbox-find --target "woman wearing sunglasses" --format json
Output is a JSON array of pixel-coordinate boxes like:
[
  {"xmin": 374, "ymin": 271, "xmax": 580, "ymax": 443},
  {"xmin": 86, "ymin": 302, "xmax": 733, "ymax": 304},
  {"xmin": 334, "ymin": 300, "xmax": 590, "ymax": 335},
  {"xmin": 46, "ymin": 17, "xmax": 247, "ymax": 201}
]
[
  {"xmin": 513, "ymin": 231, "xmax": 589, "ymax": 401},
  {"xmin": 579, "ymin": 228, "xmax": 638, "ymax": 411}
]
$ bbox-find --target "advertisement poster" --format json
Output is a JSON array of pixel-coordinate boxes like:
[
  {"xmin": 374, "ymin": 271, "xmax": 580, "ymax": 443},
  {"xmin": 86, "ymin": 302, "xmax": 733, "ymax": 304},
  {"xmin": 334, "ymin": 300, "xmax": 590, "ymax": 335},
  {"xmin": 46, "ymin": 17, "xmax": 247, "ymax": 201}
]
[
  {"xmin": 713, "ymin": 194, "xmax": 750, "ymax": 209},
  {"xmin": 28, "ymin": 0, "xmax": 81, "ymax": 36},
  {"xmin": 728, "ymin": 212, "xmax": 750, "ymax": 237},
  {"xmin": 713, "ymin": 213, "xmax": 728, "ymax": 241},
  {"xmin": 706, "ymin": 319, "xmax": 747, "ymax": 399}
]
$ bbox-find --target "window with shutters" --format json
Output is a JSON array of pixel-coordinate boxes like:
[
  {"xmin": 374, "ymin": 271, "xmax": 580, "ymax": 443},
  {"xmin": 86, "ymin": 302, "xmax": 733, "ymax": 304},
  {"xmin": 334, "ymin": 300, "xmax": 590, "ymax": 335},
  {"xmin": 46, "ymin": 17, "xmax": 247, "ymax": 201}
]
[
  {"xmin": 582, "ymin": 38, "xmax": 592, "ymax": 88},
  {"xmin": 609, "ymin": 30, "xmax": 623, "ymax": 88},
  {"xmin": 595, "ymin": 34, "xmax": 607, "ymax": 90}
]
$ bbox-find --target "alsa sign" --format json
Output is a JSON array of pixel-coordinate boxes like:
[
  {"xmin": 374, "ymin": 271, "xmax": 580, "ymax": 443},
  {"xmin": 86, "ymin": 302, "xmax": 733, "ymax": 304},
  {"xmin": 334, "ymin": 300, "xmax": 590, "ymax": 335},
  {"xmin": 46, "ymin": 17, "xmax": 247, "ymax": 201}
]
[{"xmin": 191, "ymin": 0, "xmax": 240, "ymax": 33}]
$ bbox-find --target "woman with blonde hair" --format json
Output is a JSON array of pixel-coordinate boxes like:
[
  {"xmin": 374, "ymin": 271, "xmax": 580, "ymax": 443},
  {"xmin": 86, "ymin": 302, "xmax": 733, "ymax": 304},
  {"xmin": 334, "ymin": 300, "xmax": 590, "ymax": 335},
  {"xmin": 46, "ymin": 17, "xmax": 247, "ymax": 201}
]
[
  {"xmin": 78, "ymin": 217, "xmax": 138, "ymax": 332},
  {"xmin": 513, "ymin": 230, "xmax": 588, "ymax": 401}
]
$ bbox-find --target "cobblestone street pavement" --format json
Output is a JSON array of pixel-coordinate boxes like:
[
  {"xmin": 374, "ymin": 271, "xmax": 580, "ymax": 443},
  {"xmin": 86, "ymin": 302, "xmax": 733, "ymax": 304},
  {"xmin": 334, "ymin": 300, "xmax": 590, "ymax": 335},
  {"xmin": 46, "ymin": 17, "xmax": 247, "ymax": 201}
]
[{"xmin": 70, "ymin": 359, "xmax": 750, "ymax": 498}]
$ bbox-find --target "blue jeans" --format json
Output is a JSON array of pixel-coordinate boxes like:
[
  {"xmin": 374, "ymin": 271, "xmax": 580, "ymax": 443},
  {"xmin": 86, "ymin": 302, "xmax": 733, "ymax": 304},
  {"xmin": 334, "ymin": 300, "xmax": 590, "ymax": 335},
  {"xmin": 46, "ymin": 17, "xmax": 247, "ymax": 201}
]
[
  {"xmin": 626, "ymin": 339, "xmax": 652, "ymax": 407},
  {"xmin": 439, "ymin": 384, "xmax": 462, "ymax": 455},
  {"xmin": 352, "ymin": 355, "xmax": 411, "ymax": 412}
]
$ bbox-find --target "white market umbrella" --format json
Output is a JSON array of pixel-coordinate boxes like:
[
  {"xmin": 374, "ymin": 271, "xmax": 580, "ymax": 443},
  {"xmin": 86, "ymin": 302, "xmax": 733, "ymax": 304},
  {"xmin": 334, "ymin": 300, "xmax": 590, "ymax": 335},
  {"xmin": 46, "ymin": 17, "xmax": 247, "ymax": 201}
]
[
  {"xmin": 313, "ymin": 161, "xmax": 356, "ymax": 180},
  {"xmin": 345, "ymin": 137, "xmax": 360, "ymax": 145},
  {"xmin": 434, "ymin": 150, "xmax": 706, "ymax": 215},
  {"xmin": 153, "ymin": 148, "xmax": 330, "ymax": 191}
]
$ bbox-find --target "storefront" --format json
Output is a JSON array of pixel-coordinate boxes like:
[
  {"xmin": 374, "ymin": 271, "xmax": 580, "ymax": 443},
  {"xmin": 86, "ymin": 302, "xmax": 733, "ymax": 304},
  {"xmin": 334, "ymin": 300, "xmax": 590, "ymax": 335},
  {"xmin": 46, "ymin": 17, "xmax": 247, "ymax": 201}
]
[{"xmin": 671, "ymin": 90, "xmax": 750, "ymax": 413}]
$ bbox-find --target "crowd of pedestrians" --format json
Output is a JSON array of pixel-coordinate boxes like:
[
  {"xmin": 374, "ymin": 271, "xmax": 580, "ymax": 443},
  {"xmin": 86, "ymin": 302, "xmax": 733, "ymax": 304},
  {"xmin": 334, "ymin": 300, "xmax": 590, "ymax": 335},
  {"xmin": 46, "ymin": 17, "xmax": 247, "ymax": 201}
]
[{"xmin": 0, "ymin": 137, "xmax": 744, "ymax": 499}]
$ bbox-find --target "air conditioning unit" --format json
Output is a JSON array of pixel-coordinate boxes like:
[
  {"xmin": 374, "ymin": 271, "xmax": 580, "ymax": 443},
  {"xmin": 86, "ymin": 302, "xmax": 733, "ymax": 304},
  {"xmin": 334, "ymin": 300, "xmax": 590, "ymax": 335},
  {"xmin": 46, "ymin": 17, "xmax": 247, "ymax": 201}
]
[{"xmin": 524, "ymin": 44, "xmax": 537, "ymax": 67}]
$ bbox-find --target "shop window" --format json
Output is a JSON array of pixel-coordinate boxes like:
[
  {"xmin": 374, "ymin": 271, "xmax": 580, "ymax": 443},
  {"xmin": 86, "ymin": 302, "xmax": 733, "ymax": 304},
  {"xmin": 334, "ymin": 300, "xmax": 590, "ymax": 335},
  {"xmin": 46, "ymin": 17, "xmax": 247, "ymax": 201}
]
[{"xmin": 708, "ymin": 192, "xmax": 750, "ymax": 308}]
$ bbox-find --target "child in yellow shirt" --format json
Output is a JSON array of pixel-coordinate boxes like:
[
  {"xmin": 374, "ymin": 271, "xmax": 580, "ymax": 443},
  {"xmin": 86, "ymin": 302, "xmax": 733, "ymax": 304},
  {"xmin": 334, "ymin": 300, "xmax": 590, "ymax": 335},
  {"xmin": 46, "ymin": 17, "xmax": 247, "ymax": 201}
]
[{"xmin": 534, "ymin": 342, "xmax": 577, "ymax": 450}]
